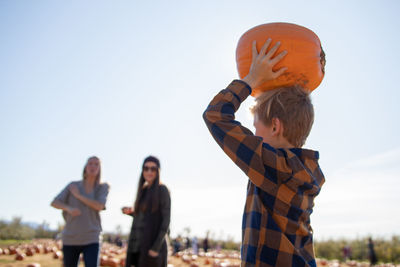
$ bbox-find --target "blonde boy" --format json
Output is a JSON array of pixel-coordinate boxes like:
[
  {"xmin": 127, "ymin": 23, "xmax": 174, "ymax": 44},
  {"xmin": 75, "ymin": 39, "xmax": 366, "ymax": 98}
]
[{"xmin": 203, "ymin": 39, "xmax": 325, "ymax": 266}]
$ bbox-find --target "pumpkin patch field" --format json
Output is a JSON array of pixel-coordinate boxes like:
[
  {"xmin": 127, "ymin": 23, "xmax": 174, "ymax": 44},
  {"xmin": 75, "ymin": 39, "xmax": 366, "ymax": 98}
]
[
  {"xmin": 0, "ymin": 240, "xmax": 242, "ymax": 267},
  {"xmin": 0, "ymin": 239, "xmax": 398, "ymax": 267}
]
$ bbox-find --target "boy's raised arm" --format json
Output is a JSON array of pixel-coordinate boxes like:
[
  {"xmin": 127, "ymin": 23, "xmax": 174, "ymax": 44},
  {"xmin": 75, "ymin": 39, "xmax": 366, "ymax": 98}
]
[{"xmin": 203, "ymin": 39, "xmax": 292, "ymax": 189}]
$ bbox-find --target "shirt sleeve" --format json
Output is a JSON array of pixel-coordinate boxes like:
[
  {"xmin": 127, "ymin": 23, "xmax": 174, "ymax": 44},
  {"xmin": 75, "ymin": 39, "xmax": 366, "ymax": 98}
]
[
  {"xmin": 95, "ymin": 183, "xmax": 110, "ymax": 209},
  {"xmin": 53, "ymin": 183, "xmax": 71, "ymax": 204},
  {"xmin": 151, "ymin": 185, "xmax": 171, "ymax": 252},
  {"xmin": 202, "ymin": 80, "xmax": 292, "ymax": 190}
]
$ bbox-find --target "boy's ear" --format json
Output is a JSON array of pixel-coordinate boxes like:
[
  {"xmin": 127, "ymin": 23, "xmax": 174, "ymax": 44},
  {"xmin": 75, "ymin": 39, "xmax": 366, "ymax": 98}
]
[{"xmin": 271, "ymin": 118, "xmax": 283, "ymax": 136}]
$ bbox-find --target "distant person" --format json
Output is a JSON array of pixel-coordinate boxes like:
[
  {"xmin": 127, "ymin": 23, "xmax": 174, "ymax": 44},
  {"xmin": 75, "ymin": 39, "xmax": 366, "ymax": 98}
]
[
  {"xmin": 203, "ymin": 39, "xmax": 325, "ymax": 265},
  {"xmin": 122, "ymin": 156, "xmax": 171, "ymax": 267},
  {"xmin": 203, "ymin": 236, "xmax": 209, "ymax": 253},
  {"xmin": 51, "ymin": 156, "xmax": 109, "ymax": 267},
  {"xmin": 216, "ymin": 242, "xmax": 221, "ymax": 253},
  {"xmin": 368, "ymin": 237, "xmax": 378, "ymax": 266},
  {"xmin": 185, "ymin": 237, "xmax": 191, "ymax": 250},
  {"xmin": 172, "ymin": 237, "xmax": 181, "ymax": 255},
  {"xmin": 115, "ymin": 235, "xmax": 123, "ymax": 247},
  {"xmin": 192, "ymin": 236, "xmax": 198, "ymax": 255},
  {"xmin": 342, "ymin": 245, "xmax": 352, "ymax": 261}
]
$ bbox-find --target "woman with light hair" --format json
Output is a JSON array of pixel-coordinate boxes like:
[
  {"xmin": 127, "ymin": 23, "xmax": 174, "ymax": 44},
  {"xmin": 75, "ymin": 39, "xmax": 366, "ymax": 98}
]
[{"xmin": 51, "ymin": 156, "xmax": 110, "ymax": 267}]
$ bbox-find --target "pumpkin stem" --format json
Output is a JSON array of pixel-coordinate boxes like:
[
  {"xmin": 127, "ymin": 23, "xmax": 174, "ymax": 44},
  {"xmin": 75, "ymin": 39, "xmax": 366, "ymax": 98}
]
[{"xmin": 320, "ymin": 46, "xmax": 326, "ymax": 74}]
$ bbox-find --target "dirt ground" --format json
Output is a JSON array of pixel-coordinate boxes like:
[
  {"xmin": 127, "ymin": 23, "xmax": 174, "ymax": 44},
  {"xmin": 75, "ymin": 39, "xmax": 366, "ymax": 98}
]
[{"xmin": 0, "ymin": 253, "xmax": 385, "ymax": 267}]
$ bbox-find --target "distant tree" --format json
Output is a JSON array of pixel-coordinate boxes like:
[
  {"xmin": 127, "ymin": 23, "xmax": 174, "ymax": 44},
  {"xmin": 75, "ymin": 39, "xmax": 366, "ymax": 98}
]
[
  {"xmin": 223, "ymin": 234, "xmax": 239, "ymax": 250},
  {"xmin": 315, "ymin": 236, "xmax": 400, "ymax": 264},
  {"xmin": 0, "ymin": 217, "xmax": 55, "ymax": 240},
  {"xmin": 35, "ymin": 221, "xmax": 56, "ymax": 239},
  {"xmin": 0, "ymin": 217, "xmax": 35, "ymax": 240}
]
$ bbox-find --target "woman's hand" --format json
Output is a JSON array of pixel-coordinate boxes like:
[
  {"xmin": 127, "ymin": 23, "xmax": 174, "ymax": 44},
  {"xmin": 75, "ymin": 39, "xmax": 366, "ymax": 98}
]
[
  {"xmin": 67, "ymin": 207, "xmax": 81, "ymax": 217},
  {"xmin": 51, "ymin": 199, "xmax": 81, "ymax": 216},
  {"xmin": 148, "ymin": 250, "xmax": 159, "ymax": 257},
  {"xmin": 242, "ymin": 38, "xmax": 288, "ymax": 89},
  {"xmin": 68, "ymin": 184, "xmax": 81, "ymax": 198},
  {"xmin": 121, "ymin": 206, "xmax": 134, "ymax": 215}
]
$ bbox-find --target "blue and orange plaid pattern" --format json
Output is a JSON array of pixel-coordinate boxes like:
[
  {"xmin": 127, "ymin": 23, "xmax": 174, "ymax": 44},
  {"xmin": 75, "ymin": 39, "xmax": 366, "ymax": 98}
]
[{"xmin": 203, "ymin": 80, "xmax": 325, "ymax": 267}]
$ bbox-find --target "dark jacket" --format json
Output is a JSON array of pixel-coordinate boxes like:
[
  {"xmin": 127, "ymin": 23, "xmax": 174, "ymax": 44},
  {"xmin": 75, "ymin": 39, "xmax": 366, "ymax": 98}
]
[{"xmin": 127, "ymin": 184, "xmax": 171, "ymax": 267}]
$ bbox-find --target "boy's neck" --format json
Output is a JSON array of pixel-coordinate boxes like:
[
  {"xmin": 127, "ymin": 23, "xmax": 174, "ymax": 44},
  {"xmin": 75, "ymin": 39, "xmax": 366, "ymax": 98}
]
[
  {"xmin": 276, "ymin": 141, "xmax": 295, "ymax": 149},
  {"xmin": 262, "ymin": 135, "xmax": 295, "ymax": 149}
]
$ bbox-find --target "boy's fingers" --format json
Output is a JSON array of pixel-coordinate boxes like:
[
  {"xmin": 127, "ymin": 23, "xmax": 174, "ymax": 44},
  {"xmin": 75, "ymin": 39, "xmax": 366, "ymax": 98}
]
[
  {"xmin": 270, "ymin": 50, "xmax": 288, "ymax": 66},
  {"xmin": 251, "ymin": 41, "xmax": 258, "ymax": 61},
  {"xmin": 273, "ymin": 67, "xmax": 288, "ymax": 78},
  {"xmin": 265, "ymin": 41, "xmax": 281, "ymax": 59},
  {"xmin": 259, "ymin": 38, "xmax": 272, "ymax": 56}
]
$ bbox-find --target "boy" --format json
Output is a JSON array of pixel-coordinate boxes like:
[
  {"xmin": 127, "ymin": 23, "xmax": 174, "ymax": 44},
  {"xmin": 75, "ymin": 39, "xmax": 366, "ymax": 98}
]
[{"xmin": 203, "ymin": 39, "xmax": 325, "ymax": 266}]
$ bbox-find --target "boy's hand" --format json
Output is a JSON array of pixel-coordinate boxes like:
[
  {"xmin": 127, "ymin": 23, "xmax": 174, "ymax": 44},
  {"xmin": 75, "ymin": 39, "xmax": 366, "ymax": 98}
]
[{"xmin": 242, "ymin": 38, "xmax": 288, "ymax": 89}]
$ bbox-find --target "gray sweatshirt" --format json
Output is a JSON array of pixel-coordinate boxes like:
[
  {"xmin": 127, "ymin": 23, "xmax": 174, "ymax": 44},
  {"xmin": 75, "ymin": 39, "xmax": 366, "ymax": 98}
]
[{"xmin": 54, "ymin": 180, "xmax": 109, "ymax": 245}]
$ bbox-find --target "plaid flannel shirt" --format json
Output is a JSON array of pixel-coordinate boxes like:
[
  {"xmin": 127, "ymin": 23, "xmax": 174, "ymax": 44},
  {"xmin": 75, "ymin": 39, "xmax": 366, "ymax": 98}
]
[{"xmin": 203, "ymin": 80, "xmax": 325, "ymax": 267}]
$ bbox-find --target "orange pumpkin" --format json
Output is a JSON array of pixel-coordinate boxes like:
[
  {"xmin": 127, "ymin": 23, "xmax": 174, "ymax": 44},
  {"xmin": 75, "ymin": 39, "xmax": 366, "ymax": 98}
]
[
  {"xmin": 100, "ymin": 255, "xmax": 109, "ymax": 266},
  {"xmin": 43, "ymin": 247, "xmax": 51, "ymax": 254},
  {"xmin": 182, "ymin": 254, "xmax": 192, "ymax": 263},
  {"xmin": 33, "ymin": 245, "xmax": 41, "ymax": 253},
  {"xmin": 110, "ymin": 258, "xmax": 121, "ymax": 267},
  {"xmin": 26, "ymin": 248, "xmax": 34, "ymax": 256},
  {"xmin": 53, "ymin": 251, "xmax": 62, "ymax": 259},
  {"xmin": 15, "ymin": 252, "xmax": 25, "ymax": 261},
  {"xmin": 236, "ymin": 22, "xmax": 325, "ymax": 96},
  {"xmin": 8, "ymin": 246, "xmax": 17, "ymax": 255}
]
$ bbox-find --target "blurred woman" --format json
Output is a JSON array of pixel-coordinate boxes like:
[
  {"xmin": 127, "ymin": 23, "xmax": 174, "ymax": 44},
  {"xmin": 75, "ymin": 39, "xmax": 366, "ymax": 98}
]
[
  {"xmin": 122, "ymin": 156, "xmax": 171, "ymax": 267},
  {"xmin": 51, "ymin": 156, "xmax": 109, "ymax": 267}
]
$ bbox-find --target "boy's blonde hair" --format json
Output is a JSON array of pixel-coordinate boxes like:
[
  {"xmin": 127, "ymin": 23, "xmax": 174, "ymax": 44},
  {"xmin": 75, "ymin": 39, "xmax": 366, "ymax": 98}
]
[{"xmin": 250, "ymin": 86, "xmax": 314, "ymax": 147}]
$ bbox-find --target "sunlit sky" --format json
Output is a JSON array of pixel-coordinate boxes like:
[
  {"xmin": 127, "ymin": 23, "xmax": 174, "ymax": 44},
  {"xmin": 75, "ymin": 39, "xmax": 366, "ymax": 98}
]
[{"xmin": 1, "ymin": 0, "xmax": 399, "ymax": 242}]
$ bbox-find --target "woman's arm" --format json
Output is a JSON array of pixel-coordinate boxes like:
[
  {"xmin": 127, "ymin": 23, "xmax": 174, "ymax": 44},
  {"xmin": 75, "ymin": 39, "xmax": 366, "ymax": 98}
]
[
  {"xmin": 51, "ymin": 182, "xmax": 81, "ymax": 217},
  {"xmin": 69, "ymin": 184, "xmax": 105, "ymax": 211},
  {"xmin": 51, "ymin": 199, "xmax": 81, "ymax": 217}
]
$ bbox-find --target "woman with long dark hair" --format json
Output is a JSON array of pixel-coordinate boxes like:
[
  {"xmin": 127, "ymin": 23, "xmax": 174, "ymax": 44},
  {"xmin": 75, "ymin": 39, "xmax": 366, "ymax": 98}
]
[
  {"xmin": 51, "ymin": 156, "xmax": 109, "ymax": 267},
  {"xmin": 122, "ymin": 156, "xmax": 171, "ymax": 267}
]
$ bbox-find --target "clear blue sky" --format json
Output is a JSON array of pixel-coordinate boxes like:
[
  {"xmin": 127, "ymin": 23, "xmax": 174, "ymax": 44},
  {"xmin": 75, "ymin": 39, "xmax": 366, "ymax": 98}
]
[{"xmin": 1, "ymin": 0, "xmax": 399, "ymax": 242}]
